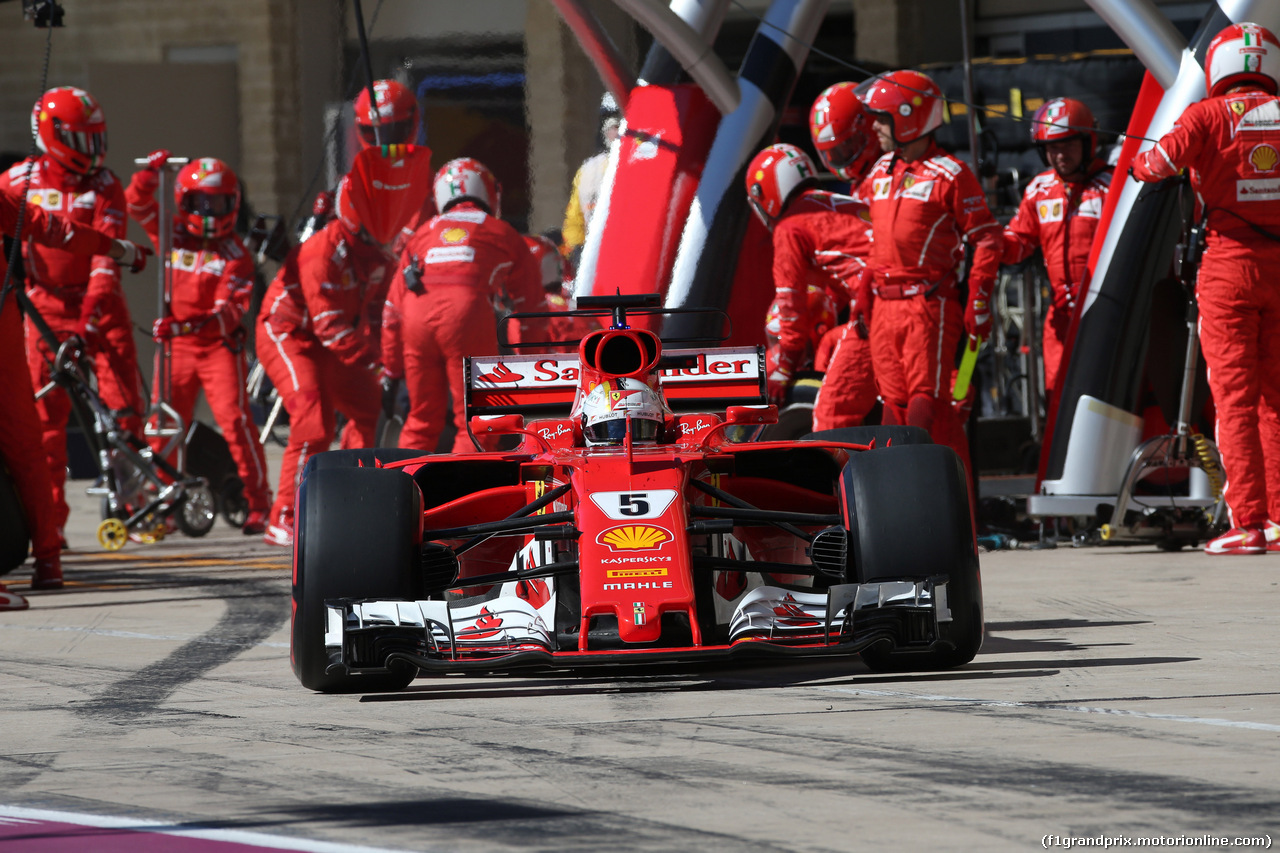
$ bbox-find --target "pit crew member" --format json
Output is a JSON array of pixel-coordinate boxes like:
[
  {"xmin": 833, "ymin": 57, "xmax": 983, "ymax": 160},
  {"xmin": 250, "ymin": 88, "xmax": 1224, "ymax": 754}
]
[
  {"xmin": 354, "ymin": 78, "xmax": 435, "ymax": 246},
  {"xmin": 0, "ymin": 86, "xmax": 146, "ymax": 541},
  {"xmin": 562, "ymin": 93, "xmax": 622, "ymax": 265},
  {"xmin": 256, "ymin": 177, "xmax": 398, "ymax": 546},
  {"xmin": 858, "ymin": 69, "xmax": 1004, "ymax": 464},
  {"xmin": 125, "ymin": 153, "xmax": 271, "ymax": 535},
  {"xmin": 744, "ymin": 139, "xmax": 877, "ymax": 430},
  {"xmin": 1132, "ymin": 22, "xmax": 1280, "ymax": 554},
  {"xmin": 1, "ymin": 187, "xmax": 147, "ymax": 602},
  {"xmin": 1003, "ymin": 97, "xmax": 1112, "ymax": 396},
  {"xmin": 382, "ymin": 158, "xmax": 542, "ymax": 453}
]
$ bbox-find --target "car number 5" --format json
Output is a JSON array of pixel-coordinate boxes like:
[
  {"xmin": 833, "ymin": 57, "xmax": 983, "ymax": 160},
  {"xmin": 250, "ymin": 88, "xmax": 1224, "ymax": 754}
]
[{"xmin": 589, "ymin": 489, "xmax": 678, "ymax": 520}]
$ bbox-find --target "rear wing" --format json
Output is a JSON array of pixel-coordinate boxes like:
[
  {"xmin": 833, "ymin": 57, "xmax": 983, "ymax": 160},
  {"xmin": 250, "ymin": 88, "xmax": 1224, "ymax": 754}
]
[{"xmin": 465, "ymin": 346, "xmax": 766, "ymax": 417}]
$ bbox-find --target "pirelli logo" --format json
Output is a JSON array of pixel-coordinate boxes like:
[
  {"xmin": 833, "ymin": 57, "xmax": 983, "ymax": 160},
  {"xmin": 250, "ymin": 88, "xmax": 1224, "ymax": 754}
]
[{"xmin": 606, "ymin": 567, "xmax": 669, "ymax": 579}]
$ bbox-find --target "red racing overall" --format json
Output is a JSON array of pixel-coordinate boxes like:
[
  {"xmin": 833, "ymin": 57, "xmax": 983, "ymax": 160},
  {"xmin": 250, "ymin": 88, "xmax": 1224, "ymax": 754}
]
[
  {"xmin": 1134, "ymin": 89, "xmax": 1280, "ymax": 529},
  {"xmin": 858, "ymin": 142, "xmax": 1003, "ymax": 461},
  {"xmin": 768, "ymin": 189, "xmax": 878, "ymax": 430},
  {"xmin": 1003, "ymin": 161, "xmax": 1112, "ymax": 394},
  {"xmin": 126, "ymin": 173, "xmax": 271, "ymax": 519},
  {"xmin": 382, "ymin": 201, "xmax": 542, "ymax": 452},
  {"xmin": 256, "ymin": 218, "xmax": 394, "ymax": 534},
  {"xmin": 0, "ymin": 156, "xmax": 142, "ymax": 530}
]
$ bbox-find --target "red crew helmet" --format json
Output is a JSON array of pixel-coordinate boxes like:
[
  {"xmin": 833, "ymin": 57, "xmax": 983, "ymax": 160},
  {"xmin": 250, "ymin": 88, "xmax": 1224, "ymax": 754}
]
[
  {"xmin": 1030, "ymin": 97, "xmax": 1098, "ymax": 165},
  {"xmin": 1205, "ymin": 22, "xmax": 1280, "ymax": 98},
  {"xmin": 744, "ymin": 143, "xmax": 818, "ymax": 230},
  {"xmin": 433, "ymin": 158, "xmax": 500, "ymax": 217},
  {"xmin": 31, "ymin": 86, "xmax": 107, "ymax": 175},
  {"xmin": 859, "ymin": 70, "xmax": 945, "ymax": 145},
  {"xmin": 354, "ymin": 79, "xmax": 421, "ymax": 148},
  {"xmin": 174, "ymin": 158, "xmax": 240, "ymax": 239},
  {"xmin": 809, "ymin": 82, "xmax": 879, "ymax": 181}
]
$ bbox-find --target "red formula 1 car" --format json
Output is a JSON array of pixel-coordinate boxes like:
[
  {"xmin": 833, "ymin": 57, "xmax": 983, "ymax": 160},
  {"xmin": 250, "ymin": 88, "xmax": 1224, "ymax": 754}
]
[{"xmin": 290, "ymin": 296, "xmax": 983, "ymax": 693}]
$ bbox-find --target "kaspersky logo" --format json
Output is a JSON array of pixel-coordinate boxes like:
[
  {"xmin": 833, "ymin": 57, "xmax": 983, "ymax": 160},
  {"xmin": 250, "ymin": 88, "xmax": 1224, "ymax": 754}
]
[{"xmin": 596, "ymin": 524, "xmax": 671, "ymax": 552}]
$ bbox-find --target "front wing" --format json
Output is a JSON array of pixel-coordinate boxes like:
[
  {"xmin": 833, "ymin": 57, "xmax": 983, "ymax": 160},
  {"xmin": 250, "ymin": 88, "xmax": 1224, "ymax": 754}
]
[{"xmin": 321, "ymin": 577, "xmax": 953, "ymax": 679}]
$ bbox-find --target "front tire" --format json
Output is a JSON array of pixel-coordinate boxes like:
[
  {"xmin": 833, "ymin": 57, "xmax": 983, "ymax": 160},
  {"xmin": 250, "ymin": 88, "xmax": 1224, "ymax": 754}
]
[
  {"xmin": 292, "ymin": 465, "xmax": 422, "ymax": 693},
  {"xmin": 842, "ymin": 443, "xmax": 982, "ymax": 671}
]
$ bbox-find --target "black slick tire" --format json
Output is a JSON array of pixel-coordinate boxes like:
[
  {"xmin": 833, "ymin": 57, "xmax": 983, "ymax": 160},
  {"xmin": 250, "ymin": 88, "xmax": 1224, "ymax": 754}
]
[
  {"xmin": 841, "ymin": 443, "xmax": 983, "ymax": 671},
  {"xmin": 292, "ymin": 465, "xmax": 422, "ymax": 693}
]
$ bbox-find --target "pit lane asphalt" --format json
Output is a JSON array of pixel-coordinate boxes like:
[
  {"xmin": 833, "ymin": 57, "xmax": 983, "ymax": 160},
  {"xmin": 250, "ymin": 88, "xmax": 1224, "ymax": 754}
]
[{"xmin": 2, "ymin": 451, "xmax": 1278, "ymax": 852}]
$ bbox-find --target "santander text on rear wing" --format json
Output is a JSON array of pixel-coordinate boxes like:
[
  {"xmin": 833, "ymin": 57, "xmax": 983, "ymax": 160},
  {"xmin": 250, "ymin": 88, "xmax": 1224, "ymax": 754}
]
[{"xmin": 465, "ymin": 346, "xmax": 766, "ymax": 417}]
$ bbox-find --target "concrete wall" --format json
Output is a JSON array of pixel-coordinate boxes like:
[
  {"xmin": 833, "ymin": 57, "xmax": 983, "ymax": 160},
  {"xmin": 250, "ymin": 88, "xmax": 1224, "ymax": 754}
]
[
  {"xmin": 0, "ymin": 0, "xmax": 342, "ymax": 395},
  {"xmin": 524, "ymin": 0, "xmax": 639, "ymax": 236},
  {"xmin": 854, "ymin": 0, "xmax": 966, "ymax": 66}
]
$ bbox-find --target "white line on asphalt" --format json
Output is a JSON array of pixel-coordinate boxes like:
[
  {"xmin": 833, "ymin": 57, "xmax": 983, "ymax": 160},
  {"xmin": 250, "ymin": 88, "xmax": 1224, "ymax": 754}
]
[
  {"xmin": 0, "ymin": 624, "xmax": 289, "ymax": 648},
  {"xmin": 0, "ymin": 805, "xmax": 412, "ymax": 853},
  {"xmin": 817, "ymin": 686, "xmax": 1280, "ymax": 732}
]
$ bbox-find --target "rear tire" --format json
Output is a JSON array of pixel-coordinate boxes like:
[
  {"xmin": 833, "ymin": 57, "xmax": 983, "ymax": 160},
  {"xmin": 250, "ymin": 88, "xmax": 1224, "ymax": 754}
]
[
  {"xmin": 802, "ymin": 425, "xmax": 931, "ymax": 447},
  {"xmin": 842, "ymin": 444, "xmax": 982, "ymax": 671},
  {"xmin": 292, "ymin": 465, "xmax": 422, "ymax": 693}
]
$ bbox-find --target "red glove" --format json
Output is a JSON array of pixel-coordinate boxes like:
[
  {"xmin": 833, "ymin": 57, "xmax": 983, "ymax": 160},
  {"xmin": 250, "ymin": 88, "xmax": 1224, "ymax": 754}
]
[
  {"xmin": 851, "ymin": 268, "xmax": 874, "ymax": 340},
  {"xmin": 964, "ymin": 295, "xmax": 992, "ymax": 340},
  {"xmin": 312, "ymin": 190, "xmax": 335, "ymax": 217},
  {"xmin": 130, "ymin": 149, "xmax": 172, "ymax": 197},
  {"xmin": 765, "ymin": 349, "xmax": 797, "ymax": 406},
  {"xmin": 145, "ymin": 148, "xmax": 172, "ymax": 172},
  {"xmin": 76, "ymin": 301, "xmax": 103, "ymax": 348},
  {"xmin": 152, "ymin": 316, "xmax": 200, "ymax": 341},
  {"xmin": 1130, "ymin": 150, "xmax": 1175, "ymax": 184},
  {"xmin": 113, "ymin": 239, "xmax": 150, "ymax": 274}
]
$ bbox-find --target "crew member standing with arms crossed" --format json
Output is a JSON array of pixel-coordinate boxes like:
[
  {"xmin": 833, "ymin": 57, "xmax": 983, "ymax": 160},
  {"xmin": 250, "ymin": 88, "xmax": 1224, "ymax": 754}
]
[
  {"xmin": 1132, "ymin": 22, "xmax": 1280, "ymax": 555},
  {"xmin": 858, "ymin": 70, "xmax": 1004, "ymax": 466},
  {"xmin": 1003, "ymin": 97, "xmax": 1112, "ymax": 397}
]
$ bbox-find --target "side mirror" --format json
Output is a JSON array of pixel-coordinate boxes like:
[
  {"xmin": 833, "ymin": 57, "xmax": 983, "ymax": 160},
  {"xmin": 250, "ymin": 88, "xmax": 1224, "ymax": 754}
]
[
  {"xmin": 724, "ymin": 404, "xmax": 778, "ymax": 426},
  {"xmin": 470, "ymin": 414, "xmax": 526, "ymax": 435}
]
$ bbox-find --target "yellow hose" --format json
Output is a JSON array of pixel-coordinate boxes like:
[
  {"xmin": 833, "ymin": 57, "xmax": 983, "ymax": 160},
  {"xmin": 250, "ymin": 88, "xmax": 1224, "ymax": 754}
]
[{"xmin": 1191, "ymin": 432, "xmax": 1224, "ymax": 500}]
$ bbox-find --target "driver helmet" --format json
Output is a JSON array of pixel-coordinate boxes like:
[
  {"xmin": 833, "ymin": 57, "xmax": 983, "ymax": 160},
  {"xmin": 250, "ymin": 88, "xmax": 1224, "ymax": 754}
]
[{"xmin": 580, "ymin": 377, "xmax": 668, "ymax": 446}]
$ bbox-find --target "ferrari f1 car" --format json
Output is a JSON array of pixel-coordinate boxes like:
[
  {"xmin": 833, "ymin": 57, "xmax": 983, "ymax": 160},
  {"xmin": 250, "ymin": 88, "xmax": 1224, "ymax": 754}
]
[{"xmin": 290, "ymin": 296, "xmax": 983, "ymax": 693}]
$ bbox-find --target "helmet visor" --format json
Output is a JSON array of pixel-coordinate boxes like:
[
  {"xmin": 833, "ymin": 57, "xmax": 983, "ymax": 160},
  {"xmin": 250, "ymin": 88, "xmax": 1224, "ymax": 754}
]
[
  {"xmin": 584, "ymin": 416, "xmax": 660, "ymax": 445},
  {"xmin": 55, "ymin": 125, "xmax": 106, "ymax": 157},
  {"xmin": 183, "ymin": 192, "xmax": 236, "ymax": 217},
  {"xmin": 357, "ymin": 119, "xmax": 417, "ymax": 147},
  {"xmin": 823, "ymin": 132, "xmax": 872, "ymax": 172}
]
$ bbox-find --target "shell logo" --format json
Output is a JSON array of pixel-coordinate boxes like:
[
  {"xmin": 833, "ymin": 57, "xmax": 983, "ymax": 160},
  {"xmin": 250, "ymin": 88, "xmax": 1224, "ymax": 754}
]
[
  {"xmin": 596, "ymin": 524, "xmax": 671, "ymax": 552},
  {"xmin": 441, "ymin": 227, "xmax": 468, "ymax": 244},
  {"xmin": 1250, "ymin": 144, "xmax": 1279, "ymax": 173}
]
